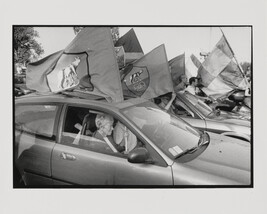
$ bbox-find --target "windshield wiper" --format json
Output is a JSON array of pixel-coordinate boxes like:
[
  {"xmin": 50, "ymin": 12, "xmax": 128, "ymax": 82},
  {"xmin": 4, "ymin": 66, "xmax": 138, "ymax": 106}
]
[
  {"xmin": 175, "ymin": 132, "xmax": 210, "ymax": 159},
  {"xmin": 174, "ymin": 146, "xmax": 199, "ymax": 159}
]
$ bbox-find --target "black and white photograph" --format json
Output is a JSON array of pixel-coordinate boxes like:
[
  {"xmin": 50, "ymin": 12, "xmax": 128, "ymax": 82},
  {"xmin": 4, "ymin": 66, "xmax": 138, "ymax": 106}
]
[
  {"xmin": 13, "ymin": 26, "xmax": 252, "ymax": 187},
  {"xmin": 2, "ymin": 0, "xmax": 267, "ymax": 214}
]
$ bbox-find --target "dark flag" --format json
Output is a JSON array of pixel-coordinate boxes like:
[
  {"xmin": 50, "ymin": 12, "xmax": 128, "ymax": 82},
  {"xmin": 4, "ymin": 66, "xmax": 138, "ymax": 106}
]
[
  {"xmin": 115, "ymin": 28, "xmax": 144, "ymax": 53},
  {"xmin": 168, "ymin": 53, "xmax": 185, "ymax": 86},
  {"xmin": 115, "ymin": 28, "xmax": 144, "ymax": 64}
]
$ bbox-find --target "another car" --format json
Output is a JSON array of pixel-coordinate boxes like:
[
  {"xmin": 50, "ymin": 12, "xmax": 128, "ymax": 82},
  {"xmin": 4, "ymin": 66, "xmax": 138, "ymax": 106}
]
[
  {"xmin": 173, "ymin": 92, "xmax": 251, "ymax": 142},
  {"xmin": 14, "ymin": 91, "xmax": 251, "ymax": 186}
]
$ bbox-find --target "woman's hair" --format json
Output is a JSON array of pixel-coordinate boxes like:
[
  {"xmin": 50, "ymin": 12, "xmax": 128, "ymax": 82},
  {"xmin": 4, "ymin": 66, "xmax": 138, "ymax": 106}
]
[{"xmin": 95, "ymin": 114, "xmax": 114, "ymax": 129}]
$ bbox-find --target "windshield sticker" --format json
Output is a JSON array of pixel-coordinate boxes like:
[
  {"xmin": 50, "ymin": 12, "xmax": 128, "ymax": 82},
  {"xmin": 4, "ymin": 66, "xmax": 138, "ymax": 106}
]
[{"xmin": 169, "ymin": 146, "xmax": 183, "ymax": 156}]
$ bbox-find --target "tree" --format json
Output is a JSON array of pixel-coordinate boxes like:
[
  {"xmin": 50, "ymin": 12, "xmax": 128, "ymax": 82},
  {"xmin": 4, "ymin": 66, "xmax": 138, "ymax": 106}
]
[
  {"xmin": 73, "ymin": 27, "xmax": 119, "ymax": 44},
  {"xmin": 240, "ymin": 62, "xmax": 251, "ymax": 75},
  {"xmin": 14, "ymin": 27, "xmax": 44, "ymax": 65}
]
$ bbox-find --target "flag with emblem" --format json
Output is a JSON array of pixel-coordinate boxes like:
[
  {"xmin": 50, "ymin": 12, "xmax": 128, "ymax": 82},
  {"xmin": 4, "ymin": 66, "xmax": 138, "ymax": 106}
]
[
  {"xmin": 197, "ymin": 34, "xmax": 248, "ymax": 99},
  {"xmin": 168, "ymin": 53, "xmax": 185, "ymax": 86},
  {"xmin": 121, "ymin": 44, "xmax": 174, "ymax": 99},
  {"xmin": 27, "ymin": 27, "xmax": 123, "ymax": 102}
]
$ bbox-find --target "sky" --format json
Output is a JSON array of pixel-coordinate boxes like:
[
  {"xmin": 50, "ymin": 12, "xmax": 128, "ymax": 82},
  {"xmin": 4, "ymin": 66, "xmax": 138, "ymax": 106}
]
[{"xmin": 35, "ymin": 26, "xmax": 252, "ymax": 63}]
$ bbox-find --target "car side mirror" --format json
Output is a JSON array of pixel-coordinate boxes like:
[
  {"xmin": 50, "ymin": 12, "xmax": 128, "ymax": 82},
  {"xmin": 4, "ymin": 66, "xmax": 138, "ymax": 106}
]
[
  {"xmin": 128, "ymin": 147, "xmax": 149, "ymax": 163},
  {"xmin": 215, "ymin": 109, "xmax": 221, "ymax": 116}
]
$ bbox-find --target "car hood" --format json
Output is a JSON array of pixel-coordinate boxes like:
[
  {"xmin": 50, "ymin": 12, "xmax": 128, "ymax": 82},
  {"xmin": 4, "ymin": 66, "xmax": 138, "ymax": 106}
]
[
  {"xmin": 172, "ymin": 132, "xmax": 251, "ymax": 185},
  {"xmin": 209, "ymin": 112, "xmax": 250, "ymax": 126}
]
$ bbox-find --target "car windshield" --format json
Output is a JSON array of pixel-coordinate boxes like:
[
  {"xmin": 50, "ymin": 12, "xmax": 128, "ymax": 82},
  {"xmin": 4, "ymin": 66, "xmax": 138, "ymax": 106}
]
[
  {"xmin": 183, "ymin": 92, "xmax": 213, "ymax": 117},
  {"xmin": 121, "ymin": 100, "xmax": 201, "ymax": 160}
]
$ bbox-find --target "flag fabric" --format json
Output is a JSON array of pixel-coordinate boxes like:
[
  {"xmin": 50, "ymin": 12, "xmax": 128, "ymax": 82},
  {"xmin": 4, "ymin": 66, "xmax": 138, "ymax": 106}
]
[
  {"xmin": 197, "ymin": 35, "xmax": 248, "ymax": 99},
  {"xmin": 115, "ymin": 46, "xmax": 126, "ymax": 68},
  {"xmin": 26, "ymin": 50, "xmax": 64, "ymax": 92},
  {"xmin": 115, "ymin": 28, "xmax": 143, "ymax": 53},
  {"xmin": 121, "ymin": 44, "xmax": 174, "ymax": 99},
  {"xmin": 190, "ymin": 54, "xmax": 202, "ymax": 69},
  {"xmin": 168, "ymin": 53, "xmax": 185, "ymax": 86},
  {"xmin": 185, "ymin": 54, "xmax": 201, "ymax": 79},
  {"xmin": 115, "ymin": 28, "xmax": 144, "ymax": 65},
  {"xmin": 27, "ymin": 27, "xmax": 123, "ymax": 103}
]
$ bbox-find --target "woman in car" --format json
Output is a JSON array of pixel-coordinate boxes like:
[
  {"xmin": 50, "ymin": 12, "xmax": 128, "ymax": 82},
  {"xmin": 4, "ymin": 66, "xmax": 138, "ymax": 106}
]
[{"xmin": 93, "ymin": 114, "xmax": 125, "ymax": 153}]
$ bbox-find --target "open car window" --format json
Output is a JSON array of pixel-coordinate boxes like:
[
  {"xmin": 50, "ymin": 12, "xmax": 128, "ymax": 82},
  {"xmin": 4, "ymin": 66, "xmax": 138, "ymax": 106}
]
[
  {"xmin": 60, "ymin": 106, "xmax": 142, "ymax": 156},
  {"xmin": 184, "ymin": 92, "xmax": 213, "ymax": 116}
]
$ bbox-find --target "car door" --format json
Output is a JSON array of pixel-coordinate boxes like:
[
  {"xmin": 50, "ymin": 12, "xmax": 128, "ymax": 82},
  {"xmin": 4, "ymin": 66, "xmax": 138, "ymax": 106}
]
[
  {"xmin": 51, "ymin": 143, "xmax": 173, "ymax": 185},
  {"xmin": 15, "ymin": 103, "xmax": 61, "ymax": 186},
  {"xmin": 51, "ymin": 105, "xmax": 173, "ymax": 185}
]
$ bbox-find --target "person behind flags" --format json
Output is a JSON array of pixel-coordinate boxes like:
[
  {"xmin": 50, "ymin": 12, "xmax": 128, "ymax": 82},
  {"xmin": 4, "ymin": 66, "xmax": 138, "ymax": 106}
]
[
  {"xmin": 185, "ymin": 77, "xmax": 198, "ymax": 95},
  {"xmin": 93, "ymin": 114, "xmax": 125, "ymax": 153},
  {"xmin": 184, "ymin": 77, "xmax": 213, "ymax": 104},
  {"xmin": 155, "ymin": 92, "xmax": 177, "ymax": 114},
  {"xmin": 174, "ymin": 74, "xmax": 188, "ymax": 93}
]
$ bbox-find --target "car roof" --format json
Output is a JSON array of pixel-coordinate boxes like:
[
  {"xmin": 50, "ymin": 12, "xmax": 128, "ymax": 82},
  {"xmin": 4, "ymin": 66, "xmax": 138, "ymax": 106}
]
[{"xmin": 15, "ymin": 90, "xmax": 149, "ymax": 110}]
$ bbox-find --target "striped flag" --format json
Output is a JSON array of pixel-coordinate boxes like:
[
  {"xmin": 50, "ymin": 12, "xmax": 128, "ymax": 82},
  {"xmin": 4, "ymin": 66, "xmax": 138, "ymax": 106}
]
[
  {"xmin": 27, "ymin": 27, "xmax": 123, "ymax": 103},
  {"xmin": 185, "ymin": 54, "xmax": 201, "ymax": 79},
  {"xmin": 197, "ymin": 34, "xmax": 248, "ymax": 99},
  {"xmin": 121, "ymin": 44, "xmax": 174, "ymax": 99}
]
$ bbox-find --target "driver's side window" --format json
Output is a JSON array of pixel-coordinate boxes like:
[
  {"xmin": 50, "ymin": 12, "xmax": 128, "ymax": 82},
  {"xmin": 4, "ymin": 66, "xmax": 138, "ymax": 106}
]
[{"xmin": 60, "ymin": 106, "xmax": 143, "ymax": 156}]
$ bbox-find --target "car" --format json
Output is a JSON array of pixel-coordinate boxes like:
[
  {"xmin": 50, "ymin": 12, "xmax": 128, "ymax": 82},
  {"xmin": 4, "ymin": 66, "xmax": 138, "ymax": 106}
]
[
  {"xmin": 172, "ymin": 92, "xmax": 251, "ymax": 142},
  {"xmin": 14, "ymin": 91, "xmax": 251, "ymax": 186}
]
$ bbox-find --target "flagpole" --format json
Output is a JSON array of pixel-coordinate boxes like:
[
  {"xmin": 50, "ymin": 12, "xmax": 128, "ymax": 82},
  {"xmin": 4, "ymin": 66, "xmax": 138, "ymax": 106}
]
[{"xmin": 219, "ymin": 28, "xmax": 249, "ymax": 86}]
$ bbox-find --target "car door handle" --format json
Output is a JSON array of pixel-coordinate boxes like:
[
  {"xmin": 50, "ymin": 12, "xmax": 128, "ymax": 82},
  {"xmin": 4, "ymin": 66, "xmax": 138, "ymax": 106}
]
[{"xmin": 60, "ymin": 152, "xmax": 76, "ymax": 161}]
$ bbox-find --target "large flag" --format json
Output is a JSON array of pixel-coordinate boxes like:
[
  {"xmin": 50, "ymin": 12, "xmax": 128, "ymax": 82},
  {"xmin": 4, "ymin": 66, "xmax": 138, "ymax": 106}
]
[
  {"xmin": 121, "ymin": 44, "xmax": 174, "ymax": 99},
  {"xmin": 115, "ymin": 28, "xmax": 144, "ymax": 64},
  {"xmin": 27, "ymin": 27, "xmax": 123, "ymax": 102},
  {"xmin": 168, "ymin": 53, "xmax": 185, "ymax": 86},
  {"xmin": 197, "ymin": 34, "xmax": 248, "ymax": 99},
  {"xmin": 115, "ymin": 28, "xmax": 143, "ymax": 53},
  {"xmin": 185, "ymin": 54, "xmax": 202, "ymax": 79}
]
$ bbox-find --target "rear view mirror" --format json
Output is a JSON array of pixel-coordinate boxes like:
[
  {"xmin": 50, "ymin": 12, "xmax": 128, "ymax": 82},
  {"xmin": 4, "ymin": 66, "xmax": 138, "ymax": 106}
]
[{"xmin": 128, "ymin": 147, "xmax": 149, "ymax": 163}]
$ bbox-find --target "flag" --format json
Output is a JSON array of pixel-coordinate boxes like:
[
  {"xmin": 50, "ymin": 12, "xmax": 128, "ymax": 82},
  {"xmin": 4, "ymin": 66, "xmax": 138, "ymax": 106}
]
[
  {"xmin": 190, "ymin": 54, "xmax": 202, "ymax": 69},
  {"xmin": 115, "ymin": 28, "xmax": 143, "ymax": 53},
  {"xmin": 121, "ymin": 44, "xmax": 174, "ymax": 99},
  {"xmin": 197, "ymin": 35, "xmax": 248, "ymax": 99},
  {"xmin": 168, "ymin": 53, "xmax": 185, "ymax": 86},
  {"xmin": 115, "ymin": 46, "xmax": 126, "ymax": 68},
  {"xmin": 115, "ymin": 28, "xmax": 144, "ymax": 64},
  {"xmin": 27, "ymin": 27, "xmax": 123, "ymax": 102},
  {"xmin": 185, "ymin": 54, "xmax": 201, "ymax": 79}
]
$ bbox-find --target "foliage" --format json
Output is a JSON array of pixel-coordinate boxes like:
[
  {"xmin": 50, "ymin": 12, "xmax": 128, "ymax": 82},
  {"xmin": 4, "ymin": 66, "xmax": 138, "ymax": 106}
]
[
  {"xmin": 240, "ymin": 62, "xmax": 251, "ymax": 74},
  {"xmin": 14, "ymin": 27, "xmax": 44, "ymax": 65},
  {"xmin": 73, "ymin": 27, "xmax": 119, "ymax": 44}
]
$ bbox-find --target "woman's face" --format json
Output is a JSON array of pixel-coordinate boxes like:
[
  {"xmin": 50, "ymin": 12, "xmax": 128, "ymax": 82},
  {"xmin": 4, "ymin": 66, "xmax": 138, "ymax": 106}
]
[
  {"xmin": 101, "ymin": 121, "xmax": 114, "ymax": 136},
  {"xmin": 181, "ymin": 76, "xmax": 187, "ymax": 83}
]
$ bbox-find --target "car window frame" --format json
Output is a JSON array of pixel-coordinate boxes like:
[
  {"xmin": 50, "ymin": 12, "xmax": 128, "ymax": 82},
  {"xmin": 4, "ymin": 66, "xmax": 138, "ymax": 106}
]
[
  {"xmin": 176, "ymin": 95, "xmax": 206, "ymax": 120},
  {"xmin": 57, "ymin": 103, "xmax": 168, "ymax": 167},
  {"xmin": 15, "ymin": 102, "xmax": 63, "ymax": 141}
]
